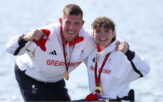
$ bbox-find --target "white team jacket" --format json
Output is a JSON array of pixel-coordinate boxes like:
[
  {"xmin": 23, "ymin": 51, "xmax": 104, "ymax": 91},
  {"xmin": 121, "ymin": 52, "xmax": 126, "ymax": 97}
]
[
  {"xmin": 6, "ymin": 23, "xmax": 95, "ymax": 83},
  {"xmin": 85, "ymin": 40, "xmax": 150, "ymax": 99}
]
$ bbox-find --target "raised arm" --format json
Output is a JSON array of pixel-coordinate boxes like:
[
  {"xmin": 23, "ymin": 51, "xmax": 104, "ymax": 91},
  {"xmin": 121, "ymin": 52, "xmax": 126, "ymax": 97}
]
[{"xmin": 5, "ymin": 29, "xmax": 44, "ymax": 56}]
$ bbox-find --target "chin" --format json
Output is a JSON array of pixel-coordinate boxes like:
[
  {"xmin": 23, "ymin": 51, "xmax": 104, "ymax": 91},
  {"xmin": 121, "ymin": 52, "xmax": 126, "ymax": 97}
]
[
  {"xmin": 100, "ymin": 43, "xmax": 109, "ymax": 47},
  {"xmin": 67, "ymin": 37, "xmax": 74, "ymax": 42}
]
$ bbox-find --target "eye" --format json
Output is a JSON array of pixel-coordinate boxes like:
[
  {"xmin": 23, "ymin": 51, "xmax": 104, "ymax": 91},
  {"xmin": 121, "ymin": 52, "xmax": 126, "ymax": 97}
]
[
  {"xmin": 95, "ymin": 30, "xmax": 101, "ymax": 34},
  {"xmin": 105, "ymin": 30, "xmax": 109, "ymax": 33},
  {"xmin": 75, "ymin": 22, "xmax": 80, "ymax": 26},
  {"xmin": 66, "ymin": 21, "xmax": 71, "ymax": 25}
]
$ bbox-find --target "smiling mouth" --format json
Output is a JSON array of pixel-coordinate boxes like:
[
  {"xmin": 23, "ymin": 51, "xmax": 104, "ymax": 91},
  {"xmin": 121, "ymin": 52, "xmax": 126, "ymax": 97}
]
[
  {"xmin": 99, "ymin": 38, "xmax": 107, "ymax": 41},
  {"xmin": 67, "ymin": 30, "xmax": 75, "ymax": 35}
]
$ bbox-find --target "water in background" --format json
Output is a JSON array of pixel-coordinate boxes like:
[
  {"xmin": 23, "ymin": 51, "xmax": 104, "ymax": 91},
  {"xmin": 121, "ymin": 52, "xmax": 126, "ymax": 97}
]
[{"xmin": 0, "ymin": 0, "xmax": 163, "ymax": 102}]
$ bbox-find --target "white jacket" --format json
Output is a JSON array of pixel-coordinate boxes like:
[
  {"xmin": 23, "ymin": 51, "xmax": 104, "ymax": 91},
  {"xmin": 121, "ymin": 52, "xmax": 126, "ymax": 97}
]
[
  {"xmin": 85, "ymin": 40, "xmax": 150, "ymax": 100},
  {"xmin": 6, "ymin": 23, "xmax": 95, "ymax": 83}
]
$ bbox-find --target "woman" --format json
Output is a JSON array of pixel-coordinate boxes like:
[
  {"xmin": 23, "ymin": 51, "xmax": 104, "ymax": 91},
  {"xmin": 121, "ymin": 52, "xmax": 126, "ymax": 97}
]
[{"xmin": 84, "ymin": 17, "xmax": 150, "ymax": 102}]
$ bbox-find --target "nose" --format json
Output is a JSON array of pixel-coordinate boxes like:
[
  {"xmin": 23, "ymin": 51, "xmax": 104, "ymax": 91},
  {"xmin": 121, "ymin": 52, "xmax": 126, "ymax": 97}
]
[
  {"xmin": 100, "ymin": 31, "xmax": 106, "ymax": 36},
  {"xmin": 69, "ymin": 24, "xmax": 75, "ymax": 30}
]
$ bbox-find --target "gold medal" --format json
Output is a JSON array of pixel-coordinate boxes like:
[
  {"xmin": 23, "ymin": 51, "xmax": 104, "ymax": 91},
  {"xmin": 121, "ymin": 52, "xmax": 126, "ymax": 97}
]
[
  {"xmin": 95, "ymin": 86, "xmax": 103, "ymax": 96},
  {"xmin": 64, "ymin": 70, "xmax": 69, "ymax": 80}
]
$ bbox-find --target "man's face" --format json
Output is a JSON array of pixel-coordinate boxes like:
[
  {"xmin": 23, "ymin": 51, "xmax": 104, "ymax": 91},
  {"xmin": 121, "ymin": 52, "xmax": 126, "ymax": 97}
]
[
  {"xmin": 93, "ymin": 27, "xmax": 116, "ymax": 48},
  {"xmin": 59, "ymin": 14, "xmax": 84, "ymax": 42}
]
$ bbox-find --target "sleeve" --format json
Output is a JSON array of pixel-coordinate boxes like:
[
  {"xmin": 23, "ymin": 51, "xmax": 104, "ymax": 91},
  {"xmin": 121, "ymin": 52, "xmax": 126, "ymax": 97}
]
[
  {"xmin": 5, "ymin": 23, "xmax": 55, "ymax": 56},
  {"xmin": 83, "ymin": 57, "xmax": 88, "ymax": 68},
  {"xmin": 83, "ymin": 42, "xmax": 93, "ymax": 67},
  {"xmin": 125, "ymin": 49, "xmax": 150, "ymax": 78},
  {"xmin": 5, "ymin": 34, "xmax": 28, "ymax": 56},
  {"xmin": 83, "ymin": 32, "xmax": 96, "ymax": 63}
]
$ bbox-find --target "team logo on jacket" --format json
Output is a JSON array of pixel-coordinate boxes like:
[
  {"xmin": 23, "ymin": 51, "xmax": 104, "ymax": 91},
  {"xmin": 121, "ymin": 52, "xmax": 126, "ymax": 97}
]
[
  {"xmin": 92, "ymin": 57, "xmax": 96, "ymax": 63},
  {"xmin": 33, "ymin": 29, "xmax": 50, "ymax": 51},
  {"xmin": 49, "ymin": 50, "xmax": 57, "ymax": 55},
  {"xmin": 79, "ymin": 49, "xmax": 85, "ymax": 60}
]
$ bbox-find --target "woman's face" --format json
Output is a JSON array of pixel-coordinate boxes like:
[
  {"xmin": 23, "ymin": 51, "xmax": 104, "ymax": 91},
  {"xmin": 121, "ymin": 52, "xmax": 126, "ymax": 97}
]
[{"xmin": 93, "ymin": 27, "xmax": 116, "ymax": 48}]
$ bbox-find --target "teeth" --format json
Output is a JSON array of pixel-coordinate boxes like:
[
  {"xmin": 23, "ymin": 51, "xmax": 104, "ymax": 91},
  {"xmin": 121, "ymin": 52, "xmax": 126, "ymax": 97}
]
[
  {"xmin": 68, "ymin": 31, "xmax": 75, "ymax": 34},
  {"xmin": 100, "ymin": 38, "xmax": 106, "ymax": 41}
]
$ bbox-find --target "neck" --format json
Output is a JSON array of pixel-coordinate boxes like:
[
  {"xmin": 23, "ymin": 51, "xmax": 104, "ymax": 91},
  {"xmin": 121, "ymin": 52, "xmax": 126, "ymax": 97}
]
[
  {"xmin": 99, "ymin": 46, "xmax": 105, "ymax": 51},
  {"xmin": 64, "ymin": 36, "xmax": 76, "ymax": 42}
]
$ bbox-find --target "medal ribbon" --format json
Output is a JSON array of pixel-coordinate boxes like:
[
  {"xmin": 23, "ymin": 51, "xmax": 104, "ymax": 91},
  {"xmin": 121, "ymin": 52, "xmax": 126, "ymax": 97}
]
[
  {"xmin": 60, "ymin": 27, "xmax": 76, "ymax": 79},
  {"xmin": 94, "ymin": 52, "xmax": 111, "ymax": 86}
]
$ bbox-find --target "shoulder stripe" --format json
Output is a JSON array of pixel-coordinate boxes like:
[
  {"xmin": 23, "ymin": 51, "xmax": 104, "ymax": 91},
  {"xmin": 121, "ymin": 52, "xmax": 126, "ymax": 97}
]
[
  {"xmin": 130, "ymin": 61, "xmax": 143, "ymax": 77},
  {"xmin": 14, "ymin": 35, "xmax": 27, "ymax": 55}
]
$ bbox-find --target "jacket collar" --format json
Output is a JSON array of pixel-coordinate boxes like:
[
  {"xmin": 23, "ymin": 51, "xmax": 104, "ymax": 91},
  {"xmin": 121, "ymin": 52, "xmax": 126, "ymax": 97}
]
[
  {"xmin": 65, "ymin": 36, "xmax": 84, "ymax": 46},
  {"xmin": 96, "ymin": 40, "xmax": 118, "ymax": 57}
]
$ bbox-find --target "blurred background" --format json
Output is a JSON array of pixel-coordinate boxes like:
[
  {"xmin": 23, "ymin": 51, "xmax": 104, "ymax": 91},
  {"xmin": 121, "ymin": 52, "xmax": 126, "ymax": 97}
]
[{"xmin": 0, "ymin": 0, "xmax": 163, "ymax": 102}]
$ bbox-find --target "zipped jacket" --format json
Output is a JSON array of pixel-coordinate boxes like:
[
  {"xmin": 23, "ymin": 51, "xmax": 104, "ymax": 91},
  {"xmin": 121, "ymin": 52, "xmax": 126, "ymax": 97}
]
[
  {"xmin": 85, "ymin": 40, "xmax": 150, "ymax": 99},
  {"xmin": 6, "ymin": 23, "xmax": 95, "ymax": 83}
]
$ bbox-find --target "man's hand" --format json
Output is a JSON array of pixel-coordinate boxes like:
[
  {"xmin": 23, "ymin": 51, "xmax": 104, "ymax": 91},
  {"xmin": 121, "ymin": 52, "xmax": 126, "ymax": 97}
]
[
  {"xmin": 116, "ymin": 41, "xmax": 129, "ymax": 53},
  {"xmin": 23, "ymin": 29, "xmax": 44, "ymax": 41}
]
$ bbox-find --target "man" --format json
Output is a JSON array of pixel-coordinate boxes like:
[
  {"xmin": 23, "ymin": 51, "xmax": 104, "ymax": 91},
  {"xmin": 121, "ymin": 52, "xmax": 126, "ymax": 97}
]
[{"xmin": 6, "ymin": 4, "xmax": 128, "ymax": 101}]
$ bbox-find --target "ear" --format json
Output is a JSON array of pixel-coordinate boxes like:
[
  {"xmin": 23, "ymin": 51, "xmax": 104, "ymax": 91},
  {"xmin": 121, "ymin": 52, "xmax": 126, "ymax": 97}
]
[
  {"xmin": 59, "ymin": 18, "xmax": 62, "ymax": 24},
  {"xmin": 92, "ymin": 31, "xmax": 95, "ymax": 37},
  {"xmin": 81, "ymin": 20, "xmax": 85, "ymax": 27},
  {"xmin": 82, "ymin": 20, "xmax": 85, "ymax": 25},
  {"xmin": 113, "ymin": 31, "xmax": 116, "ymax": 37}
]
